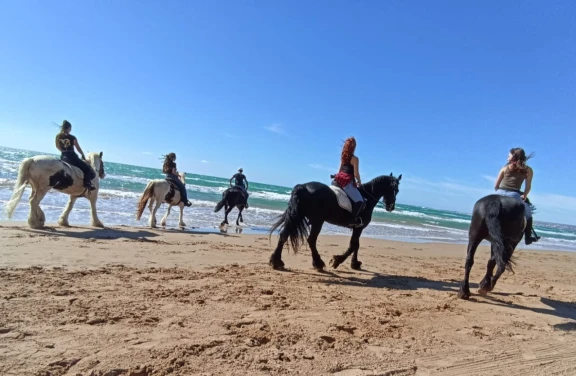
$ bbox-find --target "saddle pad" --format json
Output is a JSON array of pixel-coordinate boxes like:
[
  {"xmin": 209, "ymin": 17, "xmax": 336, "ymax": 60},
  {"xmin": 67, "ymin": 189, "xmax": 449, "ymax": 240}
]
[
  {"xmin": 329, "ymin": 185, "xmax": 352, "ymax": 213},
  {"xmin": 58, "ymin": 159, "xmax": 85, "ymax": 180}
]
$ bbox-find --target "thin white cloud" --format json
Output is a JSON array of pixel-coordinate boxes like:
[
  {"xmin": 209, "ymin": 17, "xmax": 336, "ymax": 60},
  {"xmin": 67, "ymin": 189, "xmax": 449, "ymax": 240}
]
[
  {"xmin": 482, "ymin": 175, "xmax": 496, "ymax": 183},
  {"xmin": 223, "ymin": 132, "xmax": 235, "ymax": 138},
  {"xmin": 141, "ymin": 152, "xmax": 153, "ymax": 155},
  {"xmin": 201, "ymin": 160, "xmax": 209, "ymax": 164},
  {"xmin": 309, "ymin": 163, "xmax": 336, "ymax": 172},
  {"xmin": 264, "ymin": 123, "xmax": 286, "ymax": 135}
]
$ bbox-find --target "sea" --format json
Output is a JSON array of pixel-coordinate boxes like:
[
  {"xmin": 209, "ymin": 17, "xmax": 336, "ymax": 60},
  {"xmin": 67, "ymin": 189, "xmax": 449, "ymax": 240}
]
[{"xmin": 1, "ymin": 146, "xmax": 575, "ymax": 252}]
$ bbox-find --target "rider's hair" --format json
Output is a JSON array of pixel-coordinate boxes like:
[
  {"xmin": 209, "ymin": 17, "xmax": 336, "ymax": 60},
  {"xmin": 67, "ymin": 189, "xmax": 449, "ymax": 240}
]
[
  {"xmin": 59, "ymin": 120, "xmax": 72, "ymax": 134},
  {"xmin": 340, "ymin": 137, "xmax": 357, "ymax": 166},
  {"xmin": 507, "ymin": 147, "xmax": 533, "ymax": 174},
  {"xmin": 163, "ymin": 153, "xmax": 176, "ymax": 172}
]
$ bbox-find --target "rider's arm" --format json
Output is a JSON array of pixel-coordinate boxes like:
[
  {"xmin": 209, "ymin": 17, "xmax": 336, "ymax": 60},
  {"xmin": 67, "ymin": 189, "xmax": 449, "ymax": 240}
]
[
  {"xmin": 73, "ymin": 138, "xmax": 86, "ymax": 160},
  {"xmin": 494, "ymin": 167, "xmax": 506, "ymax": 191},
  {"xmin": 245, "ymin": 178, "xmax": 249, "ymax": 190},
  {"xmin": 351, "ymin": 156, "xmax": 361, "ymax": 185},
  {"xmin": 523, "ymin": 168, "xmax": 533, "ymax": 199},
  {"xmin": 230, "ymin": 175, "xmax": 235, "ymax": 186}
]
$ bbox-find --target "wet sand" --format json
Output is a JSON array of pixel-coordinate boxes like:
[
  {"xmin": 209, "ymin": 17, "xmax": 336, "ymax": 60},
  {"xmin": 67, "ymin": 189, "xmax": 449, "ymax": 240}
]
[{"xmin": 1, "ymin": 222, "xmax": 575, "ymax": 376}]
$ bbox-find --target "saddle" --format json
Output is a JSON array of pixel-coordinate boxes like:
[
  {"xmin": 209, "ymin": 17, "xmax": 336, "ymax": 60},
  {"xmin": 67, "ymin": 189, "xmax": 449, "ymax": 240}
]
[
  {"xmin": 164, "ymin": 179, "xmax": 181, "ymax": 204},
  {"xmin": 329, "ymin": 185, "xmax": 353, "ymax": 213},
  {"xmin": 58, "ymin": 159, "xmax": 86, "ymax": 181},
  {"xmin": 230, "ymin": 186, "xmax": 248, "ymax": 199}
]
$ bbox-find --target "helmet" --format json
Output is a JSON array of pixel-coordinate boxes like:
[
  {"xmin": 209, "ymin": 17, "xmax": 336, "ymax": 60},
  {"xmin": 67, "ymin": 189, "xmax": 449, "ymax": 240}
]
[{"xmin": 238, "ymin": 168, "xmax": 243, "ymax": 172}]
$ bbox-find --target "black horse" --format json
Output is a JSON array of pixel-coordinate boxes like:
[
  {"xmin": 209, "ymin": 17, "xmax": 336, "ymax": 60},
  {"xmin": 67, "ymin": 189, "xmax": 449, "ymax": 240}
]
[
  {"xmin": 268, "ymin": 173, "xmax": 402, "ymax": 271},
  {"xmin": 214, "ymin": 187, "xmax": 248, "ymax": 226},
  {"xmin": 458, "ymin": 194, "xmax": 527, "ymax": 300}
]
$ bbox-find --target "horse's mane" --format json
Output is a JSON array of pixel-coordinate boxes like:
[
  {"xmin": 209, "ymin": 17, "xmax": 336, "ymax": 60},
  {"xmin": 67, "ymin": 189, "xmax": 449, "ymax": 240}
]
[{"xmin": 362, "ymin": 175, "xmax": 394, "ymax": 189}]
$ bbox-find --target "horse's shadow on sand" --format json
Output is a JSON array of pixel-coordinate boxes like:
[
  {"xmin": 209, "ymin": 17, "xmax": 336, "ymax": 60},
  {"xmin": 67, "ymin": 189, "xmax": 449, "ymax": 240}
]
[
  {"xmin": 16, "ymin": 225, "xmax": 235, "ymax": 240},
  {"xmin": 284, "ymin": 268, "xmax": 576, "ymax": 326}
]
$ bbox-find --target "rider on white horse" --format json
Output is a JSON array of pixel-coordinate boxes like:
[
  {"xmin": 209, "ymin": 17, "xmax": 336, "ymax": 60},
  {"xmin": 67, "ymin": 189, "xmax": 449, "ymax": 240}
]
[
  {"xmin": 55, "ymin": 120, "xmax": 96, "ymax": 191},
  {"xmin": 163, "ymin": 153, "xmax": 191, "ymax": 207}
]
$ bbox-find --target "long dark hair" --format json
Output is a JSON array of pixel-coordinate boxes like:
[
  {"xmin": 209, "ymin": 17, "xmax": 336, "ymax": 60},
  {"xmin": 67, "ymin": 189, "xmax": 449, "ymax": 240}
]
[
  {"xmin": 507, "ymin": 147, "xmax": 533, "ymax": 174},
  {"xmin": 59, "ymin": 120, "xmax": 72, "ymax": 135},
  {"xmin": 340, "ymin": 137, "xmax": 357, "ymax": 166},
  {"xmin": 163, "ymin": 153, "xmax": 176, "ymax": 172}
]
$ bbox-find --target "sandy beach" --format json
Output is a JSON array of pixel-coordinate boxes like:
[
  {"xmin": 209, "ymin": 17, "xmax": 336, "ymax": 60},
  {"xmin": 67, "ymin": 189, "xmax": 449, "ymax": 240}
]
[{"xmin": 1, "ymin": 222, "xmax": 575, "ymax": 376}]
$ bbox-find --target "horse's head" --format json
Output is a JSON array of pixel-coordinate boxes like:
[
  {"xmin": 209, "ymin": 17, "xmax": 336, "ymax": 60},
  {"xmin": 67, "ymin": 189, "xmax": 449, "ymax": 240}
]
[
  {"xmin": 382, "ymin": 172, "xmax": 402, "ymax": 212},
  {"xmin": 87, "ymin": 151, "xmax": 106, "ymax": 179}
]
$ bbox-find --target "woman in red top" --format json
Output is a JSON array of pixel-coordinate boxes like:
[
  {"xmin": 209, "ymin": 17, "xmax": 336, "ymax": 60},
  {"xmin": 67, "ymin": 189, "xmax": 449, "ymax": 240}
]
[{"xmin": 333, "ymin": 137, "xmax": 365, "ymax": 227}]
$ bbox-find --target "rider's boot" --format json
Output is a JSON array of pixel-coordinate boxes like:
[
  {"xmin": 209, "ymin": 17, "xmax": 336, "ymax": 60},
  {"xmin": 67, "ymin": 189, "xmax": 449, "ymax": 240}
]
[
  {"xmin": 349, "ymin": 201, "xmax": 365, "ymax": 228},
  {"xmin": 84, "ymin": 179, "xmax": 96, "ymax": 191},
  {"xmin": 524, "ymin": 217, "xmax": 540, "ymax": 245}
]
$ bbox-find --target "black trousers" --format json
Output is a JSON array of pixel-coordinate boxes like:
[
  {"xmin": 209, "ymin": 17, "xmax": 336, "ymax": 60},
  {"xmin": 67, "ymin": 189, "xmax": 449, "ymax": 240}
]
[
  {"xmin": 61, "ymin": 152, "xmax": 95, "ymax": 185},
  {"xmin": 166, "ymin": 173, "xmax": 189, "ymax": 202}
]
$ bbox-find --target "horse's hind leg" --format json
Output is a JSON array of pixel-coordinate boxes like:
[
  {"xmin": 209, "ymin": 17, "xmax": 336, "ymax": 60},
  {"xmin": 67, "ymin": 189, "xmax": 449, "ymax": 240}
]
[
  {"xmin": 161, "ymin": 205, "xmax": 172, "ymax": 227},
  {"xmin": 58, "ymin": 196, "xmax": 78, "ymax": 227},
  {"xmin": 308, "ymin": 221, "xmax": 326, "ymax": 272},
  {"xmin": 486, "ymin": 240, "xmax": 517, "ymax": 294},
  {"xmin": 478, "ymin": 245, "xmax": 497, "ymax": 295},
  {"xmin": 269, "ymin": 229, "xmax": 288, "ymax": 270},
  {"xmin": 150, "ymin": 200, "xmax": 161, "ymax": 228},
  {"xmin": 458, "ymin": 233, "xmax": 483, "ymax": 300},
  {"xmin": 28, "ymin": 186, "xmax": 48, "ymax": 229},
  {"xmin": 330, "ymin": 227, "xmax": 362, "ymax": 269}
]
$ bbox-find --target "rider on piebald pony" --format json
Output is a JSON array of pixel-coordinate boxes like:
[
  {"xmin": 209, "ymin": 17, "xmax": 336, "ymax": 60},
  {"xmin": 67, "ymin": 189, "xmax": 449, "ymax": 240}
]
[
  {"xmin": 55, "ymin": 120, "xmax": 96, "ymax": 191},
  {"xmin": 333, "ymin": 137, "xmax": 365, "ymax": 227},
  {"xmin": 494, "ymin": 147, "xmax": 540, "ymax": 245},
  {"xmin": 230, "ymin": 168, "xmax": 249, "ymax": 207},
  {"xmin": 162, "ymin": 153, "xmax": 192, "ymax": 207}
]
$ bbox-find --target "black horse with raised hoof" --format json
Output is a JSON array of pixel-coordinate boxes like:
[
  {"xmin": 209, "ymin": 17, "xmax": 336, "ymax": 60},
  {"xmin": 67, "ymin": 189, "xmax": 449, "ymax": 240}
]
[
  {"xmin": 268, "ymin": 173, "xmax": 401, "ymax": 271},
  {"xmin": 458, "ymin": 194, "xmax": 528, "ymax": 300},
  {"xmin": 214, "ymin": 187, "xmax": 248, "ymax": 227}
]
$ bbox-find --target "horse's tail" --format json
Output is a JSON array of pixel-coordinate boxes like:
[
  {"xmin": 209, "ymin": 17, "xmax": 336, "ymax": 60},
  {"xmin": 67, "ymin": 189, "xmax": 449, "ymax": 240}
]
[
  {"xmin": 214, "ymin": 190, "xmax": 228, "ymax": 212},
  {"xmin": 136, "ymin": 181, "xmax": 155, "ymax": 220},
  {"xmin": 5, "ymin": 157, "xmax": 34, "ymax": 219},
  {"xmin": 269, "ymin": 184, "xmax": 310, "ymax": 253},
  {"xmin": 485, "ymin": 200, "xmax": 515, "ymax": 273}
]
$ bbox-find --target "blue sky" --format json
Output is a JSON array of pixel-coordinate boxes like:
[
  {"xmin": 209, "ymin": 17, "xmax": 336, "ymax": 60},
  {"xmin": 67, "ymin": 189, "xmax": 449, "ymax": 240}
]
[{"xmin": 1, "ymin": 1, "xmax": 575, "ymax": 224}]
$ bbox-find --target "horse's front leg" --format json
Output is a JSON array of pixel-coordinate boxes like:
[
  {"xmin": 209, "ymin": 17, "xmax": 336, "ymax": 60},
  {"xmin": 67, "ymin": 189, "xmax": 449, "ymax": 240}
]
[
  {"xmin": 58, "ymin": 196, "xmax": 78, "ymax": 227},
  {"xmin": 161, "ymin": 205, "xmax": 172, "ymax": 227},
  {"xmin": 150, "ymin": 201, "xmax": 161, "ymax": 228},
  {"xmin": 236, "ymin": 207, "xmax": 244, "ymax": 226},
  {"xmin": 349, "ymin": 228, "xmax": 365, "ymax": 270},
  {"xmin": 178, "ymin": 203, "xmax": 186, "ymax": 228},
  {"xmin": 330, "ymin": 227, "xmax": 362, "ymax": 269},
  {"xmin": 89, "ymin": 193, "xmax": 104, "ymax": 228}
]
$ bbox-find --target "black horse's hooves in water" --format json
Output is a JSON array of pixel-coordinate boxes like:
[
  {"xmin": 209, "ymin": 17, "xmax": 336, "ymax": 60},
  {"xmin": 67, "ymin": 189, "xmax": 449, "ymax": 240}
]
[{"xmin": 350, "ymin": 260, "xmax": 362, "ymax": 270}]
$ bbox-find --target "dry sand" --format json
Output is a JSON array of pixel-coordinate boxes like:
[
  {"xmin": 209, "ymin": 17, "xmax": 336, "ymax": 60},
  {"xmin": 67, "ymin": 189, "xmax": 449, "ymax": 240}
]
[{"xmin": 1, "ymin": 221, "xmax": 575, "ymax": 376}]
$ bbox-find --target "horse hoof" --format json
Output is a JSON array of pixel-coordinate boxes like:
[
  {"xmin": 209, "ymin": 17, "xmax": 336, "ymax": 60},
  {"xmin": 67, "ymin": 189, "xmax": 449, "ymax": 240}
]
[
  {"xmin": 269, "ymin": 257, "xmax": 285, "ymax": 270},
  {"xmin": 477, "ymin": 287, "xmax": 489, "ymax": 296},
  {"xmin": 330, "ymin": 255, "xmax": 345, "ymax": 269},
  {"xmin": 313, "ymin": 260, "xmax": 326, "ymax": 272},
  {"xmin": 58, "ymin": 221, "xmax": 70, "ymax": 228},
  {"xmin": 350, "ymin": 260, "xmax": 362, "ymax": 270},
  {"xmin": 457, "ymin": 288, "xmax": 471, "ymax": 300}
]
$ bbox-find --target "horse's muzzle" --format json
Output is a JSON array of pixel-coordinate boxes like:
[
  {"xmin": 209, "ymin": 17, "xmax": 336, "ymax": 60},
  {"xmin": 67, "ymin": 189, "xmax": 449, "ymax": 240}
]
[{"xmin": 385, "ymin": 203, "xmax": 395, "ymax": 212}]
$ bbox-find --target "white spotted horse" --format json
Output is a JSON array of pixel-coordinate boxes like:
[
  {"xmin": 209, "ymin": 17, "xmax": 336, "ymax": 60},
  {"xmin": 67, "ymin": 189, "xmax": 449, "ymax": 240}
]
[
  {"xmin": 136, "ymin": 173, "xmax": 189, "ymax": 229},
  {"xmin": 5, "ymin": 152, "xmax": 106, "ymax": 229}
]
